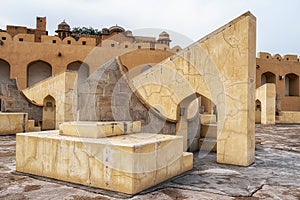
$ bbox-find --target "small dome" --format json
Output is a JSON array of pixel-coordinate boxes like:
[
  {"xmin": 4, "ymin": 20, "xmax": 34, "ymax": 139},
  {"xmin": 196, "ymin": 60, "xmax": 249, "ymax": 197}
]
[
  {"xmin": 101, "ymin": 28, "xmax": 109, "ymax": 34},
  {"xmin": 159, "ymin": 31, "xmax": 169, "ymax": 37},
  {"xmin": 158, "ymin": 31, "xmax": 171, "ymax": 41},
  {"xmin": 109, "ymin": 25, "xmax": 125, "ymax": 33},
  {"xmin": 56, "ymin": 20, "xmax": 70, "ymax": 32},
  {"xmin": 125, "ymin": 30, "xmax": 133, "ymax": 37}
]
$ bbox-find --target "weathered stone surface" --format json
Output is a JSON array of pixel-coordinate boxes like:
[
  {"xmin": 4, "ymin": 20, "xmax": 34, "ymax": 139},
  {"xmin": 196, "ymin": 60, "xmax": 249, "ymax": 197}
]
[
  {"xmin": 59, "ymin": 121, "xmax": 141, "ymax": 138},
  {"xmin": 0, "ymin": 125, "xmax": 299, "ymax": 199},
  {"xmin": 0, "ymin": 79, "xmax": 42, "ymax": 124},
  {"xmin": 256, "ymin": 83, "xmax": 276, "ymax": 124},
  {"xmin": 22, "ymin": 71, "xmax": 78, "ymax": 129},
  {"xmin": 78, "ymin": 59, "xmax": 176, "ymax": 135},
  {"xmin": 200, "ymin": 114, "xmax": 216, "ymax": 124},
  {"xmin": 0, "ymin": 112, "xmax": 27, "ymax": 135},
  {"xmin": 16, "ymin": 132, "xmax": 193, "ymax": 195},
  {"xmin": 277, "ymin": 111, "xmax": 300, "ymax": 124},
  {"xmin": 126, "ymin": 12, "xmax": 256, "ymax": 166}
]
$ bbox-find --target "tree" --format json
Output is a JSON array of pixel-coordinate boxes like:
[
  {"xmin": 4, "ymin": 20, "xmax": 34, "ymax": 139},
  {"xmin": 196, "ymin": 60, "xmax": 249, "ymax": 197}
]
[{"xmin": 71, "ymin": 26, "xmax": 101, "ymax": 35}]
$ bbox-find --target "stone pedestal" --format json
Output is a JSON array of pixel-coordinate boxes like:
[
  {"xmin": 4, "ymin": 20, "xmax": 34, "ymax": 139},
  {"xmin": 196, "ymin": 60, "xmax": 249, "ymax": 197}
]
[{"xmin": 16, "ymin": 121, "xmax": 193, "ymax": 195}]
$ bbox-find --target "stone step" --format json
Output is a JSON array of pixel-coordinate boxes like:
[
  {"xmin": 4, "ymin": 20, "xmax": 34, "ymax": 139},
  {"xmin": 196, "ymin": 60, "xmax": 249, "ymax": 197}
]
[
  {"xmin": 199, "ymin": 138, "xmax": 217, "ymax": 152},
  {"xmin": 200, "ymin": 114, "xmax": 216, "ymax": 124},
  {"xmin": 59, "ymin": 121, "xmax": 141, "ymax": 138},
  {"xmin": 200, "ymin": 124, "xmax": 217, "ymax": 138},
  {"xmin": 33, "ymin": 127, "xmax": 41, "ymax": 132}
]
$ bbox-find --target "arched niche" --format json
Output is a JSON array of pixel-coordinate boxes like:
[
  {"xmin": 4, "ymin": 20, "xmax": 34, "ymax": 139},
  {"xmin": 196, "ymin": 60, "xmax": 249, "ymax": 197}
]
[
  {"xmin": 0, "ymin": 59, "xmax": 10, "ymax": 81},
  {"xmin": 27, "ymin": 60, "xmax": 52, "ymax": 87}
]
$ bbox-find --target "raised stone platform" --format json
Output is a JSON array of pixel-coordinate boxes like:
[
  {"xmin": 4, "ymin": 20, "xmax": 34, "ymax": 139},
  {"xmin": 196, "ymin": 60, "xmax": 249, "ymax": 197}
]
[
  {"xmin": 59, "ymin": 121, "xmax": 141, "ymax": 138},
  {"xmin": 0, "ymin": 112, "xmax": 36, "ymax": 135},
  {"xmin": 16, "ymin": 130, "xmax": 193, "ymax": 194}
]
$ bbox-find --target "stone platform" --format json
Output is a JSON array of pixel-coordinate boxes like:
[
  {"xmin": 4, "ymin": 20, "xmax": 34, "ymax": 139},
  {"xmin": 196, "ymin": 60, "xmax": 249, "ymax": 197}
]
[
  {"xmin": 0, "ymin": 112, "xmax": 36, "ymax": 135},
  {"xmin": 59, "ymin": 121, "xmax": 141, "ymax": 138},
  {"xmin": 16, "ymin": 128, "xmax": 193, "ymax": 194}
]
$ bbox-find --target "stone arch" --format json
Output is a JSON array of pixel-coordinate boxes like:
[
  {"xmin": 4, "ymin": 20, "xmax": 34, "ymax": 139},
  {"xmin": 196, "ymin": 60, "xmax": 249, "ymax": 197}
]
[
  {"xmin": 255, "ymin": 99, "xmax": 262, "ymax": 123},
  {"xmin": 261, "ymin": 71, "xmax": 276, "ymax": 86},
  {"xmin": 0, "ymin": 59, "xmax": 11, "ymax": 81},
  {"xmin": 67, "ymin": 61, "xmax": 89, "ymax": 85},
  {"xmin": 27, "ymin": 60, "xmax": 52, "ymax": 87},
  {"xmin": 177, "ymin": 93, "xmax": 211, "ymax": 152},
  {"xmin": 285, "ymin": 73, "xmax": 299, "ymax": 96},
  {"xmin": 42, "ymin": 95, "xmax": 56, "ymax": 130}
]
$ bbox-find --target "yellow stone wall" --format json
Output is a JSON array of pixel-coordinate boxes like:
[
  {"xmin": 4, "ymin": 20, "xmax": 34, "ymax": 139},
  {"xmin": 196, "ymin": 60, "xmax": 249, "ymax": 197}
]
[
  {"xmin": 22, "ymin": 72, "xmax": 77, "ymax": 129},
  {"xmin": 126, "ymin": 12, "xmax": 256, "ymax": 166},
  {"xmin": 256, "ymin": 84, "xmax": 276, "ymax": 125},
  {"xmin": 276, "ymin": 111, "xmax": 300, "ymax": 123},
  {"xmin": 0, "ymin": 112, "xmax": 27, "ymax": 135},
  {"xmin": 16, "ymin": 132, "xmax": 193, "ymax": 194},
  {"xmin": 0, "ymin": 32, "xmax": 176, "ymax": 90},
  {"xmin": 256, "ymin": 52, "xmax": 300, "ymax": 111}
]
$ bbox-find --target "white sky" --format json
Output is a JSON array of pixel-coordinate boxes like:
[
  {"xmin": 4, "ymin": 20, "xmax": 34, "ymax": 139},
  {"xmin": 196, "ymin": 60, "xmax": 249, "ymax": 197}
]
[{"xmin": 1, "ymin": 0, "xmax": 300, "ymax": 55}]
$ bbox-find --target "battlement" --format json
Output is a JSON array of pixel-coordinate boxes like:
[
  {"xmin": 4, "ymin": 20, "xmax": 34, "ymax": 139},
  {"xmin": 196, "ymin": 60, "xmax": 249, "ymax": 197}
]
[
  {"xmin": 0, "ymin": 32, "xmax": 179, "ymax": 52},
  {"xmin": 257, "ymin": 52, "xmax": 300, "ymax": 62}
]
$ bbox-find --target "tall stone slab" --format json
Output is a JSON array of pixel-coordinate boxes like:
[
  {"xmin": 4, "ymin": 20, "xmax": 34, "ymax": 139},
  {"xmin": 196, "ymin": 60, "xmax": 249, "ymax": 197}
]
[
  {"xmin": 128, "ymin": 12, "xmax": 256, "ymax": 166},
  {"xmin": 256, "ymin": 83, "xmax": 276, "ymax": 125}
]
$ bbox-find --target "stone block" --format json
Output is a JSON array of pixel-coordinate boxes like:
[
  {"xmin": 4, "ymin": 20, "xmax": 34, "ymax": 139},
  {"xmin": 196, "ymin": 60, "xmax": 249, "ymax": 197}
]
[
  {"xmin": 0, "ymin": 112, "xmax": 27, "ymax": 135},
  {"xmin": 26, "ymin": 120, "xmax": 35, "ymax": 132},
  {"xmin": 200, "ymin": 124, "xmax": 217, "ymax": 138},
  {"xmin": 200, "ymin": 114, "xmax": 216, "ymax": 124},
  {"xmin": 59, "ymin": 121, "xmax": 141, "ymax": 138},
  {"xmin": 16, "ymin": 132, "xmax": 193, "ymax": 194}
]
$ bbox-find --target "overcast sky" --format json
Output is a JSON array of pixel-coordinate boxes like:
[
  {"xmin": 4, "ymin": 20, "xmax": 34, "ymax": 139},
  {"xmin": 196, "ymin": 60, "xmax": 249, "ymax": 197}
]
[{"xmin": 1, "ymin": 0, "xmax": 300, "ymax": 55}]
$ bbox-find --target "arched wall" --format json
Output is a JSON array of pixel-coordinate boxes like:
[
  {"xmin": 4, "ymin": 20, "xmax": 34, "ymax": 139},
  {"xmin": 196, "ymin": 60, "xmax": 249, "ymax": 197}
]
[
  {"xmin": 256, "ymin": 54, "xmax": 300, "ymax": 111},
  {"xmin": 285, "ymin": 73, "xmax": 299, "ymax": 96},
  {"xmin": 42, "ymin": 95, "xmax": 56, "ymax": 130},
  {"xmin": 261, "ymin": 71, "xmax": 276, "ymax": 85},
  {"xmin": 0, "ymin": 59, "xmax": 10, "ymax": 81},
  {"xmin": 0, "ymin": 31, "xmax": 175, "ymax": 90},
  {"xmin": 122, "ymin": 12, "xmax": 256, "ymax": 166},
  {"xmin": 256, "ymin": 83, "xmax": 276, "ymax": 125},
  {"xmin": 27, "ymin": 60, "xmax": 52, "ymax": 87}
]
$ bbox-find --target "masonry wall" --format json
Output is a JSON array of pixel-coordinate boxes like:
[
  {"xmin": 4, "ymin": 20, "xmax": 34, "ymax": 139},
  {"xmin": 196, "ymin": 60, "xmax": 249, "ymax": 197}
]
[
  {"xmin": 0, "ymin": 79, "xmax": 42, "ymax": 125},
  {"xmin": 78, "ymin": 59, "xmax": 176, "ymax": 134},
  {"xmin": 0, "ymin": 32, "xmax": 176, "ymax": 90},
  {"xmin": 256, "ymin": 52, "xmax": 300, "ymax": 111}
]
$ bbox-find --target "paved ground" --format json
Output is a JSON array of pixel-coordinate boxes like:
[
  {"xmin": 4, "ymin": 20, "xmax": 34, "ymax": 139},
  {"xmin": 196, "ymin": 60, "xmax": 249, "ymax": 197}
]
[{"xmin": 0, "ymin": 124, "xmax": 299, "ymax": 199}]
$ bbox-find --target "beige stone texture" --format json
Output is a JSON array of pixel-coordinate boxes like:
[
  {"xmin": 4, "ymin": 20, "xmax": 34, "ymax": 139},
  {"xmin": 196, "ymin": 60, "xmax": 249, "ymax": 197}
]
[
  {"xmin": 16, "ymin": 132, "xmax": 193, "ymax": 194},
  {"xmin": 200, "ymin": 114, "xmax": 216, "ymax": 124},
  {"xmin": 276, "ymin": 111, "xmax": 300, "ymax": 123},
  {"xmin": 0, "ymin": 112, "xmax": 28, "ymax": 135},
  {"xmin": 27, "ymin": 120, "xmax": 35, "ymax": 132},
  {"xmin": 22, "ymin": 71, "xmax": 77, "ymax": 129},
  {"xmin": 123, "ymin": 12, "xmax": 256, "ymax": 166},
  {"xmin": 59, "ymin": 121, "xmax": 141, "ymax": 138},
  {"xmin": 0, "ymin": 31, "xmax": 175, "ymax": 90},
  {"xmin": 256, "ymin": 52, "xmax": 300, "ymax": 111},
  {"xmin": 256, "ymin": 83, "xmax": 276, "ymax": 125},
  {"xmin": 21, "ymin": 48, "xmax": 175, "ymax": 130},
  {"xmin": 200, "ymin": 124, "xmax": 217, "ymax": 138}
]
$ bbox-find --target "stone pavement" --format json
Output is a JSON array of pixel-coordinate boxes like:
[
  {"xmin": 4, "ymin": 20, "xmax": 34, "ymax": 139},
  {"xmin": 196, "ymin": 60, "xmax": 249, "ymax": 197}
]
[{"xmin": 0, "ymin": 125, "xmax": 299, "ymax": 199}]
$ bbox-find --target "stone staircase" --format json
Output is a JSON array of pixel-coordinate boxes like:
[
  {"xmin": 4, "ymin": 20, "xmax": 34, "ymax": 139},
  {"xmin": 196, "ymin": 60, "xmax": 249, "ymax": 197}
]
[
  {"xmin": 199, "ymin": 114, "xmax": 217, "ymax": 152},
  {"xmin": 0, "ymin": 79, "xmax": 42, "ymax": 127}
]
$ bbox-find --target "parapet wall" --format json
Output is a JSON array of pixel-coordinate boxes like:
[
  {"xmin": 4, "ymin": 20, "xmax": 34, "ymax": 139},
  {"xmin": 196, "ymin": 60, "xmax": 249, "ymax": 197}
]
[
  {"xmin": 257, "ymin": 52, "xmax": 300, "ymax": 62},
  {"xmin": 0, "ymin": 32, "xmax": 177, "ymax": 52}
]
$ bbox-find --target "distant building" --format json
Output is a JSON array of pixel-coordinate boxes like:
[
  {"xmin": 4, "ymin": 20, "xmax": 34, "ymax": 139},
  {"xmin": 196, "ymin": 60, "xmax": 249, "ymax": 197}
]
[{"xmin": 0, "ymin": 17, "xmax": 181, "ymax": 90}]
